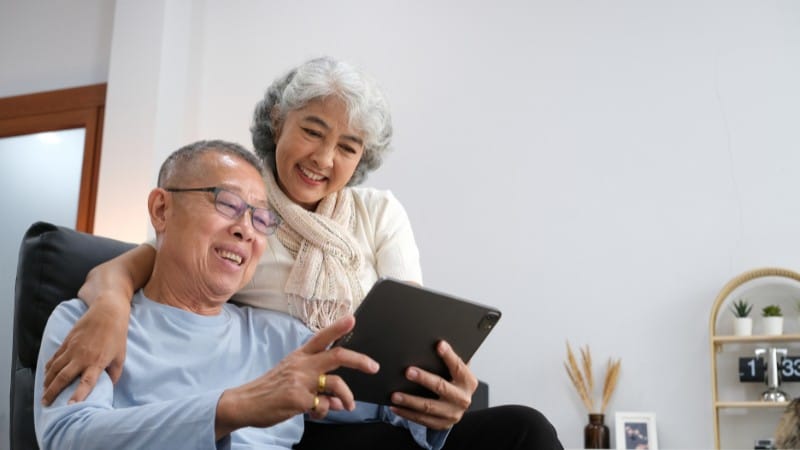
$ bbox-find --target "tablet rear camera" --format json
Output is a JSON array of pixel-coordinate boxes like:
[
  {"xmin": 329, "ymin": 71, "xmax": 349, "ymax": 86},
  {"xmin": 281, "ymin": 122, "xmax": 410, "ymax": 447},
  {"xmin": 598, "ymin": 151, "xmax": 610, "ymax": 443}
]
[{"xmin": 478, "ymin": 312, "xmax": 500, "ymax": 331}]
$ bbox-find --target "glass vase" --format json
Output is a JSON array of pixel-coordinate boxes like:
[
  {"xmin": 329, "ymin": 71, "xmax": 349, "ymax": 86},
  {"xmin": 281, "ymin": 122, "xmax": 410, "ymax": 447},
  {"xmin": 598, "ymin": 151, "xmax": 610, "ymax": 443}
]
[{"xmin": 584, "ymin": 413, "xmax": 610, "ymax": 449}]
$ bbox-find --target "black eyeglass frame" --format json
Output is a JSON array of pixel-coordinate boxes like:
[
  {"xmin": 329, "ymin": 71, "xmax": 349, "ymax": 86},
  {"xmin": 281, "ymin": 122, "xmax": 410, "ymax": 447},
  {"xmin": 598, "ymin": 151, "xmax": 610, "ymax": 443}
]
[{"xmin": 164, "ymin": 186, "xmax": 280, "ymax": 235}]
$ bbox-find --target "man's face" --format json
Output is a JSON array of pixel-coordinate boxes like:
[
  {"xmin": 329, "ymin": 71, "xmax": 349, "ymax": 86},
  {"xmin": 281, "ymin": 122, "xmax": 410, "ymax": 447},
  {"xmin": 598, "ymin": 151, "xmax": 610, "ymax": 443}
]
[{"xmin": 160, "ymin": 152, "xmax": 267, "ymax": 305}]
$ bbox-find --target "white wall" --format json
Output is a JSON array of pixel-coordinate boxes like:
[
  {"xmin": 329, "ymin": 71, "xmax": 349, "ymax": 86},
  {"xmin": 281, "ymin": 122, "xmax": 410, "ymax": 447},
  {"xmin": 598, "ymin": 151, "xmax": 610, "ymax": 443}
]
[{"xmin": 4, "ymin": 1, "xmax": 800, "ymax": 448}]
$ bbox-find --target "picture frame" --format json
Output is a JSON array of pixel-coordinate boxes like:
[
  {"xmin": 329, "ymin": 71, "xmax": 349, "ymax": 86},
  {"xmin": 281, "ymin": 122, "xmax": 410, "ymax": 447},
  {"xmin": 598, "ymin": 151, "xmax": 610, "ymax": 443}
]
[{"xmin": 615, "ymin": 411, "xmax": 658, "ymax": 450}]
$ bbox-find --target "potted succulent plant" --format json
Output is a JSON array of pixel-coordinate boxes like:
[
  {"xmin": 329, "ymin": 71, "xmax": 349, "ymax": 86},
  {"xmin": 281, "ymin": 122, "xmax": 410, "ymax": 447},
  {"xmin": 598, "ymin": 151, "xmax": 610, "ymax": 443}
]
[
  {"xmin": 730, "ymin": 299, "xmax": 753, "ymax": 336},
  {"xmin": 762, "ymin": 304, "xmax": 784, "ymax": 336}
]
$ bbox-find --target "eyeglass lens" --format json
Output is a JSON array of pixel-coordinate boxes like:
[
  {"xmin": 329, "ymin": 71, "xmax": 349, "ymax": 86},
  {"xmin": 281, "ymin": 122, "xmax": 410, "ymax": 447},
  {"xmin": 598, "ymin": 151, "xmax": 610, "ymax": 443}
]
[{"xmin": 214, "ymin": 189, "xmax": 279, "ymax": 235}]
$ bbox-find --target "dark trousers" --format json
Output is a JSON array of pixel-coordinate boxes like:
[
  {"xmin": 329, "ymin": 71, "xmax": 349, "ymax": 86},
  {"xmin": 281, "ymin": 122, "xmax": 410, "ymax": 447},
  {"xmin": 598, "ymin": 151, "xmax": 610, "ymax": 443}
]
[{"xmin": 294, "ymin": 405, "xmax": 563, "ymax": 450}]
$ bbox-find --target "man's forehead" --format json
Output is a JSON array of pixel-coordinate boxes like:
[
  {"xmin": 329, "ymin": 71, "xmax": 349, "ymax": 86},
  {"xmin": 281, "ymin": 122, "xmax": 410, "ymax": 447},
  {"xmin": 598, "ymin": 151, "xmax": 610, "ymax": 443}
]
[
  {"xmin": 216, "ymin": 181, "xmax": 268, "ymax": 207},
  {"xmin": 194, "ymin": 152, "xmax": 267, "ymax": 205}
]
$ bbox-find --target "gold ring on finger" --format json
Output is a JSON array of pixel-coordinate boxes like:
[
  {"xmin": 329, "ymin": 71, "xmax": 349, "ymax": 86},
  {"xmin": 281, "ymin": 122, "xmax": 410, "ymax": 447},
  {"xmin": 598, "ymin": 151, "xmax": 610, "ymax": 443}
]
[
  {"xmin": 311, "ymin": 395, "xmax": 320, "ymax": 412},
  {"xmin": 317, "ymin": 374, "xmax": 327, "ymax": 393}
]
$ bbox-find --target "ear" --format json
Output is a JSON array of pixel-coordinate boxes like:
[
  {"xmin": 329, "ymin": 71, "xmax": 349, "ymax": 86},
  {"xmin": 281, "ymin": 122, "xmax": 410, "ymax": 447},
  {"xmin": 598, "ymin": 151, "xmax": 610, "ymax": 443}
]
[{"xmin": 148, "ymin": 188, "xmax": 169, "ymax": 233}]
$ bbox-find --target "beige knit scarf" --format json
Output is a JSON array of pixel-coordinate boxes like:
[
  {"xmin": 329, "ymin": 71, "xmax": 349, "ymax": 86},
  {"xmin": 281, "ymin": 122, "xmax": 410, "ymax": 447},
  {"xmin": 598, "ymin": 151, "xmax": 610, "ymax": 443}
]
[{"xmin": 265, "ymin": 171, "xmax": 364, "ymax": 331}]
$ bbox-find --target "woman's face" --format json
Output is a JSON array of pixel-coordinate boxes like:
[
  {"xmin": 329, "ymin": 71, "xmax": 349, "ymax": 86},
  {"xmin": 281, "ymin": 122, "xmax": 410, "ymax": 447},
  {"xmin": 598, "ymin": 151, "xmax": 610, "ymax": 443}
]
[{"xmin": 273, "ymin": 95, "xmax": 365, "ymax": 210}]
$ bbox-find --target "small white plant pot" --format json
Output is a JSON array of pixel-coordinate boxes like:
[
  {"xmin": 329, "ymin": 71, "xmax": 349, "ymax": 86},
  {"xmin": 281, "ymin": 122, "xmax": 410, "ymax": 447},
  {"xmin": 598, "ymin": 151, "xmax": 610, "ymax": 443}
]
[
  {"xmin": 733, "ymin": 317, "xmax": 753, "ymax": 336},
  {"xmin": 762, "ymin": 317, "xmax": 784, "ymax": 336}
]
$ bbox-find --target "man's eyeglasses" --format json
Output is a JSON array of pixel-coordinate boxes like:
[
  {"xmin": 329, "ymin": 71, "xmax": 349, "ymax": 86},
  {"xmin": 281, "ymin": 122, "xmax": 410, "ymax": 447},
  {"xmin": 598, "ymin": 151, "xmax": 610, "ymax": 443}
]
[{"xmin": 165, "ymin": 186, "xmax": 281, "ymax": 236}]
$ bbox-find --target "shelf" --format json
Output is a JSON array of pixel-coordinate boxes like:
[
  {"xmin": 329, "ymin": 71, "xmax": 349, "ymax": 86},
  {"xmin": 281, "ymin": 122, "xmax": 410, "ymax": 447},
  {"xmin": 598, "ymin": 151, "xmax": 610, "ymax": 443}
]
[
  {"xmin": 715, "ymin": 401, "xmax": 789, "ymax": 409},
  {"xmin": 714, "ymin": 334, "xmax": 800, "ymax": 343},
  {"xmin": 712, "ymin": 334, "xmax": 800, "ymax": 352}
]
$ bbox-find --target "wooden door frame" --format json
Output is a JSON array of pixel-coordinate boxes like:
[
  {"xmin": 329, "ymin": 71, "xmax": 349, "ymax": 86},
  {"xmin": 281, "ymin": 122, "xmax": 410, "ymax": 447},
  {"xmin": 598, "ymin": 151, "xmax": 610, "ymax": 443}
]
[{"xmin": 0, "ymin": 84, "xmax": 106, "ymax": 233}]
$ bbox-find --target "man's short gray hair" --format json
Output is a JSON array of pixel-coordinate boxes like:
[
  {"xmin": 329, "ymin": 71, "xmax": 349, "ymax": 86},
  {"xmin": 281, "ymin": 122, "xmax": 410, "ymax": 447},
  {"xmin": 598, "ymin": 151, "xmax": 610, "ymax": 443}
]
[{"xmin": 157, "ymin": 140, "xmax": 263, "ymax": 188}]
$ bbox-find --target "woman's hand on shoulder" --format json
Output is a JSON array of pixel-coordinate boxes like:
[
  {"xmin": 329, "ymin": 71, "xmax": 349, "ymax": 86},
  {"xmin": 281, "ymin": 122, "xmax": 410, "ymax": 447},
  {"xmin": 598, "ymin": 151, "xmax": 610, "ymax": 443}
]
[
  {"xmin": 388, "ymin": 340, "xmax": 478, "ymax": 430},
  {"xmin": 42, "ymin": 294, "xmax": 131, "ymax": 405}
]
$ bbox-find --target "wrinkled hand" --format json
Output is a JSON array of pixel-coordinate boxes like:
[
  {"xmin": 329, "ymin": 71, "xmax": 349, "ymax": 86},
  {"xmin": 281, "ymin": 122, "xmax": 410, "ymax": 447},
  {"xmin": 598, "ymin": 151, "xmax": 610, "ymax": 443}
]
[
  {"xmin": 215, "ymin": 315, "xmax": 379, "ymax": 437},
  {"xmin": 388, "ymin": 340, "xmax": 478, "ymax": 430},
  {"xmin": 42, "ymin": 299, "xmax": 130, "ymax": 405}
]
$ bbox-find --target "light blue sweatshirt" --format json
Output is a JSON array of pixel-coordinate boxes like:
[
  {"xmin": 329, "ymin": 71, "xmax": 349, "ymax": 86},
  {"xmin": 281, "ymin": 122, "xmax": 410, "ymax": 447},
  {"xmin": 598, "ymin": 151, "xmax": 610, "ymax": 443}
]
[{"xmin": 34, "ymin": 291, "xmax": 447, "ymax": 450}]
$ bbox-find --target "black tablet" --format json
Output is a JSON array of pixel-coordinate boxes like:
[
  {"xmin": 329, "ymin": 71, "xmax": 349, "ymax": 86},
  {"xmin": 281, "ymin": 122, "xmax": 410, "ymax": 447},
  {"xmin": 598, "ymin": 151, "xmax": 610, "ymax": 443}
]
[{"xmin": 331, "ymin": 277, "xmax": 501, "ymax": 405}]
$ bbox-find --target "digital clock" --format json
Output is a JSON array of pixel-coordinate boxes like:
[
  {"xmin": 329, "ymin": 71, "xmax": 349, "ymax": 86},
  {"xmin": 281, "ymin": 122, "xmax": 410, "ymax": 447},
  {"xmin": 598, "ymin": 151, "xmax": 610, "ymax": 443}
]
[{"xmin": 739, "ymin": 356, "xmax": 800, "ymax": 382}]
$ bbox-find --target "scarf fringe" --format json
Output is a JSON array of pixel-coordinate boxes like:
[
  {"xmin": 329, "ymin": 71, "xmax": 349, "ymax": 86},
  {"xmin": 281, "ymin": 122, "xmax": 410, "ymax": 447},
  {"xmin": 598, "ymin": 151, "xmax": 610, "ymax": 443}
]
[{"xmin": 288, "ymin": 295, "xmax": 353, "ymax": 332}]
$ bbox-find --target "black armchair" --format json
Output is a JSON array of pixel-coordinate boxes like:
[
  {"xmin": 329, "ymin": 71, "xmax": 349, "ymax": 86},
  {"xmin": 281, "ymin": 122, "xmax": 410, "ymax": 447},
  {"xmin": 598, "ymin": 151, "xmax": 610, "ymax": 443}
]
[{"xmin": 9, "ymin": 222, "xmax": 135, "ymax": 450}]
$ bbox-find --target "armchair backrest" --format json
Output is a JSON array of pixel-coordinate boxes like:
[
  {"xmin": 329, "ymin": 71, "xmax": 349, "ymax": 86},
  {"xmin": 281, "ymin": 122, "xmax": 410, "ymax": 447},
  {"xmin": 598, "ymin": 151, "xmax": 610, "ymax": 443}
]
[{"xmin": 10, "ymin": 222, "xmax": 135, "ymax": 450}]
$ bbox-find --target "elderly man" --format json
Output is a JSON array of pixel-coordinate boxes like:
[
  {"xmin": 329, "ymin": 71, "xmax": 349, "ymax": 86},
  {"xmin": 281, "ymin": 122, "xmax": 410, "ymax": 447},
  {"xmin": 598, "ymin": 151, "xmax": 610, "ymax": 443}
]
[{"xmin": 33, "ymin": 140, "xmax": 448, "ymax": 449}]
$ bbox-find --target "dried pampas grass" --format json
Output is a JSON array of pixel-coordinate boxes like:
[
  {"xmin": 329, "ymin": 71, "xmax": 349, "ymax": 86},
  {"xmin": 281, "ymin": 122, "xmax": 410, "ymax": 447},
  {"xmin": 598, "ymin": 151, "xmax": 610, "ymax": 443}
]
[{"xmin": 564, "ymin": 342, "xmax": 621, "ymax": 414}]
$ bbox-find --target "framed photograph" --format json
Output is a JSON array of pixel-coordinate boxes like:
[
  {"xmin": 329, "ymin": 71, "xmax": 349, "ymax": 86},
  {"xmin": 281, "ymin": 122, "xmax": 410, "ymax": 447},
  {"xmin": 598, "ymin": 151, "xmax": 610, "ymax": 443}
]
[{"xmin": 615, "ymin": 412, "xmax": 658, "ymax": 450}]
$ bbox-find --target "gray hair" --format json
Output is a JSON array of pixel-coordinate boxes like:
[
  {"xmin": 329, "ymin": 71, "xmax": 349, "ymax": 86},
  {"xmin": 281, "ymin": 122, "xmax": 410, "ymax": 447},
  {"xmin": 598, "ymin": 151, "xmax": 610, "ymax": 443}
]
[
  {"xmin": 250, "ymin": 57, "xmax": 393, "ymax": 186},
  {"xmin": 158, "ymin": 139, "xmax": 263, "ymax": 187}
]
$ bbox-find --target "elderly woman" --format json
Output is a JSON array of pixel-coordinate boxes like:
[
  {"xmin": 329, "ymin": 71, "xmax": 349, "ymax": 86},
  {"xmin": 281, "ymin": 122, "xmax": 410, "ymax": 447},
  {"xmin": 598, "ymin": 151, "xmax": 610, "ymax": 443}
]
[{"xmin": 42, "ymin": 57, "xmax": 562, "ymax": 450}]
